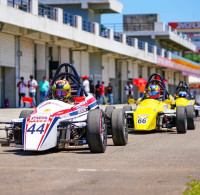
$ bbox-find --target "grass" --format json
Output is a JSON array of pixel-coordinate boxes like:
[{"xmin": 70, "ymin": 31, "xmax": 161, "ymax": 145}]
[{"xmin": 184, "ymin": 177, "xmax": 200, "ymax": 195}]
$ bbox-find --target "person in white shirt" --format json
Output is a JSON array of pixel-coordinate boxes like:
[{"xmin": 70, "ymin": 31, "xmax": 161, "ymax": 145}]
[
  {"xmin": 28, "ymin": 75, "xmax": 38, "ymax": 106},
  {"xmin": 17, "ymin": 77, "xmax": 27, "ymax": 107},
  {"xmin": 82, "ymin": 75, "xmax": 90, "ymax": 93}
]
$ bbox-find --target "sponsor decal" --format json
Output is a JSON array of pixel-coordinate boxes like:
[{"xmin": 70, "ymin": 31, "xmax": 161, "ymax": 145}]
[{"xmin": 168, "ymin": 22, "xmax": 200, "ymax": 29}]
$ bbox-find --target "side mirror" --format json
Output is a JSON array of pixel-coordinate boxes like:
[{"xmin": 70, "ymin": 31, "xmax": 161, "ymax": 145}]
[
  {"xmin": 74, "ymin": 96, "xmax": 85, "ymax": 104},
  {"xmin": 23, "ymin": 97, "xmax": 36, "ymax": 108},
  {"xmin": 23, "ymin": 97, "xmax": 33, "ymax": 104},
  {"xmin": 128, "ymin": 99, "xmax": 135, "ymax": 104}
]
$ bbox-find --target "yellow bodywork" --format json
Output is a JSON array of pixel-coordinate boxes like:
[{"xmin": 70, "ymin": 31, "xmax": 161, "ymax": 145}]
[
  {"xmin": 175, "ymin": 98, "xmax": 195, "ymax": 106},
  {"xmin": 134, "ymin": 99, "xmax": 171, "ymax": 131}
]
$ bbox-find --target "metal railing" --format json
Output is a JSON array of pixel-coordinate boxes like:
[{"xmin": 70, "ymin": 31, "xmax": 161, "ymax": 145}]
[
  {"xmin": 157, "ymin": 48, "xmax": 162, "ymax": 56},
  {"xmin": 164, "ymin": 50, "xmax": 168, "ymax": 58},
  {"xmin": 138, "ymin": 40, "xmax": 144, "ymax": 50},
  {"xmin": 103, "ymin": 23, "xmax": 154, "ymax": 32},
  {"xmin": 100, "ymin": 25, "xmax": 109, "ymax": 38},
  {"xmin": 38, "ymin": 3, "xmax": 57, "ymax": 21},
  {"xmin": 148, "ymin": 45, "xmax": 154, "ymax": 53},
  {"xmin": 126, "ymin": 36, "xmax": 134, "ymax": 46},
  {"xmin": 82, "ymin": 19, "xmax": 94, "ymax": 33},
  {"xmin": 7, "ymin": 0, "xmax": 30, "ymax": 12},
  {"xmin": 114, "ymin": 32, "xmax": 121, "ymax": 42},
  {"xmin": 63, "ymin": 11, "xmax": 76, "ymax": 27}
]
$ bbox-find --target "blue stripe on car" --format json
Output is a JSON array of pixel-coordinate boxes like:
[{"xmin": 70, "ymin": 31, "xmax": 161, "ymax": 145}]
[
  {"xmin": 88, "ymin": 101, "xmax": 98, "ymax": 109},
  {"xmin": 40, "ymin": 117, "xmax": 60, "ymax": 147}
]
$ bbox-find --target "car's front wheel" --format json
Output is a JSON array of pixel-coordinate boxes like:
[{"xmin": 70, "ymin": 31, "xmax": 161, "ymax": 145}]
[
  {"xmin": 87, "ymin": 109, "xmax": 107, "ymax": 153},
  {"xmin": 112, "ymin": 109, "xmax": 128, "ymax": 146},
  {"xmin": 186, "ymin": 105, "xmax": 195, "ymax": 130},
  {"xmin": 176, "ymin": 106, "xmax": 187, "ymax": 134}
]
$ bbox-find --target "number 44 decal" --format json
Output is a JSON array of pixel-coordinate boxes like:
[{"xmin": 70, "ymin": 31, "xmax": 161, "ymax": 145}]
[{"xmin": 27, "ymin": 124, "xmax": 45, "ymax": 134}]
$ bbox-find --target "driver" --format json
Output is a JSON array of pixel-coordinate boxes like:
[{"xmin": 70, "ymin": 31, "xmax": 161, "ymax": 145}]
[
  {"xmin": 178, "ymin": 91, "xmax": 188, "ymax": 99},
  {"xmin": 147, "ymin": 84, "xmax": 161, "ymax": 100},
  {"xmin": 52, "ymin": 80, "xmax": 71, "ymax": 102}
]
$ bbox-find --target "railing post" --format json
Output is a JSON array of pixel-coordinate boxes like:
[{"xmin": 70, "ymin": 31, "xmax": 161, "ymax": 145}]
[
  {"xmin": 31, "ymin": 0, "xmax": 38, "ymax": 15},
  {"xmin": 108, "ymin": 29, "xmax": 114, "ymax": 41},
  {"xmin": 121, "ymin": 33, "xmax": 126, "ymax": 44},
  {"xmin": 134, "ymin": 38, "xmax": 138, "ymax": 49},
  {"xmin": 167, "ymin": 51, "xmax": 171, "ymax": 59},
  {"xmin": 153, "ymin": 45, "xmax": 157, "ymax": 60},
  {"xmin": 75, "ymin": 15, "xmax": 82, "ymax": 30},
  {"xmin": 0, "ymin": 0, "xmax": 7, "ymax": 6},
  {"xmin": 57, "ymin": 8, "xmax": 63, "ymax": 23},
  {"xmin": 161, "ymin": 49, "xmax": 165, "ymax": 57},
  {"xmin": 144, "ymin": 42, "xmax": 148, "ymax": 54},
  {"xmin": 93, "ymin": 22, "xmax": 99, "ymax": 36}
]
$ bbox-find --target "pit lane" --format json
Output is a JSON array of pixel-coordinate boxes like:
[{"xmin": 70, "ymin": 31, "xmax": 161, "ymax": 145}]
[{"xmin": 0, "ymin": 106, "xmax": 200, "ymax": 195}]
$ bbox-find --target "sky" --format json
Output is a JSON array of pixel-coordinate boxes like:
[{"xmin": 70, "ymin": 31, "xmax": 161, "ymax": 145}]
[{"xmin": 102, "ymin": 0, "xmax": 200, "ymax": 26}]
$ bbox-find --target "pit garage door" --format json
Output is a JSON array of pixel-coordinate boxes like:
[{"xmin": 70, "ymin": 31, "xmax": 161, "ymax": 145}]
[
  {"xmin": 0, "ymin": 32, "xmax": 15, "ymax": 67},
  {"xmin": 20, "ymin": 37, "xmax": 34, "ymax": 82}
]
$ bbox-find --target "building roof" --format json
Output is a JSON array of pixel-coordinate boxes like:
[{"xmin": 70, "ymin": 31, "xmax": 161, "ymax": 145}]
[{"xmin": 40, "ymin": 0, "xmax": 123, "ymax": 13}]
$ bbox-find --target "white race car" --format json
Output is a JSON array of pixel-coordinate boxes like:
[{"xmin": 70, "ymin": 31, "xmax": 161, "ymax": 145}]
[{"xmin": 0, "ymin": 63, "xmax": 126, "ymax": 153}]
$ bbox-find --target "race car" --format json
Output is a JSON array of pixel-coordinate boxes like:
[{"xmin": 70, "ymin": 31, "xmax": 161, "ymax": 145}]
[
  {"xmin": 175, "ymin": 81, "xmax": 200, "ymax": 118},
  {"xmin": 0, "ymin": 63, "xmax": 127, "ymax": 153},
  {"xmin": 122, "ymin": 73, "xmax": 189, "ymax": 133}
]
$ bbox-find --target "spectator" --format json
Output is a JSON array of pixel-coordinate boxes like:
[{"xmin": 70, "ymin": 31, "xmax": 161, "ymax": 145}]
[
  {"xmin": 100, "ymin": 81, "xmax": 107, "ymax": 104},
  {"xmin": 82, "ymin": 75, "xmax": 90, "ymax": 93},
  {"xmin": 95, "ymin": 80, "xmax": 101, "ymax": 103},
  {"xmin": 38, "ymin": 76, "xmax": 49, "ymax": 103},
  {"xmin": 89, "ymin": 80, "xmax": 95, "ymax": 96},
  {"xmin": 138, "ymin": 85, "xmax": 145, "ymax": 98},
  {"xmin": 107, "ymin": 82, "xmax": 113, "ymax": 104},
  {"xmin": 17, "ymin": 77, "xmax": 27, "ymax": 107},
  {"xmin": 28, "ymin": 75, "xmax": 38, "ymax": 106},
  {"xmin": 125, "ymin": 81, "xmax": 133, "ymax": 102}
]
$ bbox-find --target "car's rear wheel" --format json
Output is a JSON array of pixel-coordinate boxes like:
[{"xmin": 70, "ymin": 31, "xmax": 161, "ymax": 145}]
[
  {"xmin": 14, "ymin": 110, "xmax": 34, "ymax": 144},
  {"xmin": 105, "ymin": 106, "xmax": 116, "ymax": 135},
  {"xmin": 112, "ymin": 109, "xmax": 128, "ymax": 146},
  {"xmin": 186, "ymin": 105, "xmax": 195, "ymax": 130},
  {"xmin": 176, "ymin": 106, "xmax": 187, "ymax": 134},
  {"xmin": 87, "ymin": 109, "xmax": 107, "ymax": 153}
]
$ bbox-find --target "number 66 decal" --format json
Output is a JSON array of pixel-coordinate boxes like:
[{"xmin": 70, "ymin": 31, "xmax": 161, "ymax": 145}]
[{"xmin": 137, "ymin": 117, "xmax": 147, "ymax": 124}]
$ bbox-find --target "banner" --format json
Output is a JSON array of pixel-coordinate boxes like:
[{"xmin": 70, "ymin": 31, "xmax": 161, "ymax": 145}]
[{"xmin": 157, "ymin": 56, "xmax": 200, "ymax": 77}]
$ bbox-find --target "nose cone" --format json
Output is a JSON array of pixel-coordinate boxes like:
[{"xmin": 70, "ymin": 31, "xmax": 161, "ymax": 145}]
[
  {"xmin": 23, "ymin": 116, "xmax": 59, "ymax": 151},
  {"xmin": 134, "ymin": 99, "xmax": 159, "ymax": 131}
]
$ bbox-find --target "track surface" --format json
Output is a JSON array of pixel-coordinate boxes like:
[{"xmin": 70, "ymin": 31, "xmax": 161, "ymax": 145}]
[{"xmin": 0, "ymin": 107, "xmax": 200, "ymax": 195}]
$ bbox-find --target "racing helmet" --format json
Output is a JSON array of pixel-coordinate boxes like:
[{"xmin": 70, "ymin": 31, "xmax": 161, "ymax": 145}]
[
  {"xmin": 148, "ymin": 84, "xmax": 160, "ymax": 99},
  {"xmin": 178, "ymin": 91, "xmax": 187, "ymax": 98},
  {"xmin": 52, "ymin": 80, "xmax": 71, "ymax": 102}
]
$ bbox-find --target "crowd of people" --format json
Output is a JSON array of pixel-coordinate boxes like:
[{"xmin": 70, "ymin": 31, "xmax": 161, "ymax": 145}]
[
  {"xmin": 17, "ymin": 75, "xmax": 49, "ymax": 107},
  {"xmin": 82, "ymin": 75, "xmax": 113, "ymax": 105},
  {"xmin": 16, "ymin": 74, "xmax": 137, "ymax": 108}
]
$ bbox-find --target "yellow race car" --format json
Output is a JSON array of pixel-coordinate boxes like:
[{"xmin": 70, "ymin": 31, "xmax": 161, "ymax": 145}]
[
  {"xmin": 123, "ymin": 73, "xmax": 188, "ymax": 134},
  {"xmin": 174, "ymin": 81, "xmax": 200, "ymax": 130}
]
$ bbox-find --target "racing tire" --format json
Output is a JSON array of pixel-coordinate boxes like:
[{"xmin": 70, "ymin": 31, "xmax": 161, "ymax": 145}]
[
  {"xmin": 87, "ymin": 109, "xmax": 107, "ymax": 153},
  {"xmin": 186, "ymin": 105, "xmax": 195, "ymax": 130},
  {"xmin": 112, "ymin": 109, "xmax": 128, "ymax": 146},
  {"xmin": 14, "ymin": 110, "xmax": 33, "ymax": 145},
  {"xmin": 176, "ymin": 106, "xmax": 187, "ymax": 134},
  {"xmin": 19, "ymin": 110, "xmax": 34, "ymax": 118},
  {"xmin": 105, "ymin": 106, "xmax": 116, "ymax": 135}
]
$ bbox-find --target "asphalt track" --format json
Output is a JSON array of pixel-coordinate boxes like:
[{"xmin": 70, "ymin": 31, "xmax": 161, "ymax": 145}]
[{"xmin": 0, "ymin": 106, "xmax": 200, "ymax": 195}]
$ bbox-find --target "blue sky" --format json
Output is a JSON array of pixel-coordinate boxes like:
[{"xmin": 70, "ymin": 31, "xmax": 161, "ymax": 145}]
[{"xmin": 102, "ymin": 0, "xmax": 200, "ymax": 25}]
